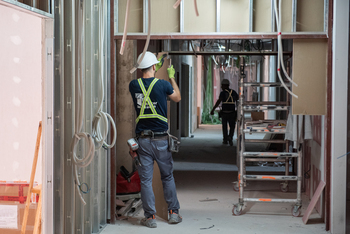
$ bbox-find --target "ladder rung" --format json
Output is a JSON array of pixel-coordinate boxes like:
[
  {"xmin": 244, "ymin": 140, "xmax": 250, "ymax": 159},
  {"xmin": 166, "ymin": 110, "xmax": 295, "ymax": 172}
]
[
  {"xmin": 243, "ymin": 82, "xmax": 292, "ymax": 87},
  {"xmin": 243, "ymin": 175, "xmax": 298, "ymax": 181},
  {"xmin": 244, "ymin": 128, "xmax": 286, "ymax": 133},
  {"xmin": 243, "ymin": 152, "xmax": 299, "ymax": 157},
  {"xmin": 245, "ymin": 139, "xmax": 287, "ymax": 144},
  {"xmin": 243, "ymin": 198, "xmax": 298, "ymax": 203},
  {"xmin": 244, "ymin": 101, "xmax": 288, "ymax": 106},
  {"xmin": 244, "ymin": 158, "xmax": 286, "ymax": 162},
  {"xmin": 243, "ymin": 106, "xmax": 289, "ymax": 111},
  {"xmin": 32, "ymin": 184, "xmax": 42, "ymax": 194}
]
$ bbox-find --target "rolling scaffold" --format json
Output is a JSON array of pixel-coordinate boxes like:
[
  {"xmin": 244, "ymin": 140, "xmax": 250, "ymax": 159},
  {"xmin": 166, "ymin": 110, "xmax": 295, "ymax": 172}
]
[{"xmin": 232, "ymin": 56, "xmax": 302, "ymax": 217}]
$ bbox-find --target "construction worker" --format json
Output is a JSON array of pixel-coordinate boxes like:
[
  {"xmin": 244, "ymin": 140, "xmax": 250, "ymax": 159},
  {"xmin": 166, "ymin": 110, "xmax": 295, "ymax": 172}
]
[
  {"xmin": 128, "ymin": 51, "xmax": 182, "ymax": 228},
  {"xmin": 210, "ymin": 78, "xmax": 239, "ymax": 146}
]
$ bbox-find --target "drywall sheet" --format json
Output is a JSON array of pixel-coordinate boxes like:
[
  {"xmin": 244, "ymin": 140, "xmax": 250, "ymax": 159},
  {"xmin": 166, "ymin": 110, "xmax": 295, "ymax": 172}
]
[
  {"xmin": 292, "ymin": 39, "xmax": 327, "ymax": 115},
  {"xmin": 151, "ymin": 0, "xmax": 180, "ymax": 33},
  {"xmin": 253, "ymin": 0, "xmax": 272, "ymax": 32},
  {"xmin": 0, "ymin": 5, "xmax": 42, "ymax": 183},
  {"xmin": 118, "ymin": 0, "xmax": 143, "ymax": 33},
  {"xmin": 280, "ymin": 0, "xmax": 293, "ymax": 32},
  {"xmin": 220, "ymin": 0, "xmax": 249, "ymax": 32},
  {"xmin": 297, "ymin": 0, "xmax": 324, "ymax": 32},
  {"xmin": 184, "ymin": 0, "xmax": 216, "ymax": 32}
]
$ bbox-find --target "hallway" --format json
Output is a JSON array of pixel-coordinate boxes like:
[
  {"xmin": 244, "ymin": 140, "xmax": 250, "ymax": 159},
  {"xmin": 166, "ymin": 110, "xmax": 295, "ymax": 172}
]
[{"xmin": 101, "ymin": 125, "xmax": 328, "ymax": 234}]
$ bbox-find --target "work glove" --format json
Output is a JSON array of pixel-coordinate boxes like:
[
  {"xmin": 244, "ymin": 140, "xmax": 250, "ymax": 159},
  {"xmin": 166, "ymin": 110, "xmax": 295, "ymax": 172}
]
[
  {"xmin": 155, "ymin": 54, "xmax": 167, "ymax": 72},
  {"xmin": 167, "ymin": 65, "xmax": 175, "ymax": 79}
]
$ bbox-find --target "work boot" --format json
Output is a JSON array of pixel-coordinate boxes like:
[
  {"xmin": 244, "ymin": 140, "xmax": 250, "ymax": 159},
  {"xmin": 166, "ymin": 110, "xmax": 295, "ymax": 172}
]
[
  {"xmin": 141, "ymin": 215, "xmax": 157, "ymax": 228},
  {"xmin": 168, "ymin": 210, "xmax": 182, "ymax": 224},
  {"xmin": 228, "ymin": 136, "xmax": 233, "ymax": 146}
]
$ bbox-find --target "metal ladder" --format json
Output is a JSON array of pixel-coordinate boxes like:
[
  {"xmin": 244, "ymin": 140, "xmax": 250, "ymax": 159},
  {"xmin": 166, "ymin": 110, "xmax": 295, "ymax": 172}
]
[{"xmin": 232, "ymin": 57, "xmax": 302, "ymax": 217}]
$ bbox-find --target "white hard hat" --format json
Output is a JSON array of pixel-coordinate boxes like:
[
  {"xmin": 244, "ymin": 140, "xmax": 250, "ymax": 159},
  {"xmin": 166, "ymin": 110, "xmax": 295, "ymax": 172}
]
[
  {"xmin": 137, "ymin": 51, "xmax": 159, "ymax": 69},
  {"xmin": 222, "ymin": 79, "xmax": 230, "ymax": 85}
]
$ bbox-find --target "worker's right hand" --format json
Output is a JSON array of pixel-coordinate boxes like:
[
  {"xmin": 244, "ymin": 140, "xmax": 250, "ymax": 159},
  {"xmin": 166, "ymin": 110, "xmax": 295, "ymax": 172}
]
[
  {"xmin": 129, "ymin": 149, "xmax": 137, "ymax": 159},
  {"xmin": 210, "ymin": 110, "xmax": 214, "ymax": 115},
  {"xmin": 167, "ymin": 65, "xmax": 175, "ymax": 79}
]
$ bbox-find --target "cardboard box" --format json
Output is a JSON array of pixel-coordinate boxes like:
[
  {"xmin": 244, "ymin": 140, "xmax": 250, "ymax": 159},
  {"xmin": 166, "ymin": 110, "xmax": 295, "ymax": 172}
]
[
  {"xmin": 0, "ymin": 201, "xmax": 37, "ymax": 234},
  {"xmin": 251, "ymin": 111, "xmax": 264, "ymax": 121},
  {"xmin": 0, "ymin": 181, "xmax": 38, "ymax": 204}
]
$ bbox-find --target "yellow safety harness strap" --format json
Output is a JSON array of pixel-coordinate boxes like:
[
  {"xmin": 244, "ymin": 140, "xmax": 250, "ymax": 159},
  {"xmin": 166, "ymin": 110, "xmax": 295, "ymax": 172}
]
[
  {"xmin": 223, "ymin": 89, "xmax": 235, "ymax": 104},
  {"xmin": 136, "ymin": 78, "xmax": 168, "ymax": 123}
]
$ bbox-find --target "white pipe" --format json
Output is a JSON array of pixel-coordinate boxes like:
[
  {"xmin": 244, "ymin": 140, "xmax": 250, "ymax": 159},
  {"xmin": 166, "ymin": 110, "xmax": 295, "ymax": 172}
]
[
  {"xmin": 130, "ymin": 0, "xmax": 151, "ymax": 73},
  {"xmin": 273, "ymin": 0, "xmax": 298, "ymax": 98},
  {"xmin": 92, "ymin": 0, "xmax": 117, "ymax": 149},
  {"xmin": 119, "ymin": 0, "xmax": 131, "ymax": 55}
]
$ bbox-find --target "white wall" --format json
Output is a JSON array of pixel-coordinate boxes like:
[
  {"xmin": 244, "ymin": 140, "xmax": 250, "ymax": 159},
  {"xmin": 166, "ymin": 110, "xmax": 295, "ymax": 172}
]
[{"xmin": 0, "ymin": 5, "xmax": 42, "ymax": 183}]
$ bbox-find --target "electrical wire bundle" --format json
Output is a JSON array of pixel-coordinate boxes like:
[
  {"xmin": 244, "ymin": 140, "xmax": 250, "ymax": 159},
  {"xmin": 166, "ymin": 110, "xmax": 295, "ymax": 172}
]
[
  {"xmin": 274, "ymin": 0, "xmax": 298, "ymax": 98},
  {"xmin": 92, "ymin": 0, "xmax": 117, "ymax": 150},
  {"xmin": 71, "ymin": 0, "xmax": 116, "ymax": 205}
]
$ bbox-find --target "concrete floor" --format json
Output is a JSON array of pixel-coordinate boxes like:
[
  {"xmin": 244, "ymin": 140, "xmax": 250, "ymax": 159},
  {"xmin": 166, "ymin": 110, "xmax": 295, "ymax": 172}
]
[{"xmin": 101, "ymin": 124, "xmax": 329, "ymax": 234}]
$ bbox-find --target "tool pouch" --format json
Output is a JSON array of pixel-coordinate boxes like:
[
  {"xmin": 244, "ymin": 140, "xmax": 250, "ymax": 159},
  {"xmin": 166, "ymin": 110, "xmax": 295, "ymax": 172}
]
[{"xmin": 168, "ymin": 134, "xmax": 180, "ymax": 153}]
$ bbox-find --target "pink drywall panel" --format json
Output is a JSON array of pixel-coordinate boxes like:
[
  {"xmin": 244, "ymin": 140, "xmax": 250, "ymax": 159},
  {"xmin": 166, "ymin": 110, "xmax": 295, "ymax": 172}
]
[{"xmin": 0, "ymin": 5, "xmax": 42, "ymax": 183}]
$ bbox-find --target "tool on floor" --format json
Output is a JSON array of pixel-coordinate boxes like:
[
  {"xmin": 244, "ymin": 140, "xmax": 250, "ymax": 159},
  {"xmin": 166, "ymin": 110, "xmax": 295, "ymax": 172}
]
[{"xmin": 127, "ymin": 138, "xmax": 142, "ymax": 166}]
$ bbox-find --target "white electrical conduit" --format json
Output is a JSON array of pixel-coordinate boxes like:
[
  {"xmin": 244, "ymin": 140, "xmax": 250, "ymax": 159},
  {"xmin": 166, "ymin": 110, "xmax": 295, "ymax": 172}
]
[
  {"xmin": 92, "ymin": 0, "xmax": 117, "ymax": 150},
  {"xmin": 173, "ymin": 0, "xmax": 199, "ymax": 16},
  {"xmin": 119, "ymin": 0, "xmax": 131, "ymax": 55},
  {"xmin": 130, "ymin": 0, "xmax": 151, "ymax": 73},
  {"xmin": 273, "ymin": 0, "xmax": 298, "ymax": 98}
]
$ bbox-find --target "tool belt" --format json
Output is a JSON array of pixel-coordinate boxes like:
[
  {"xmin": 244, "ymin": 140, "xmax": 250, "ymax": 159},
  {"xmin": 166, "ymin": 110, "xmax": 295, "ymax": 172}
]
[
  {"xmin": 136, "ymin": 130, "xmax": 180, "ymax": 153},
  {"xmin": 137, "ymin": 130, "xmax": 168, "ymax": 138}
]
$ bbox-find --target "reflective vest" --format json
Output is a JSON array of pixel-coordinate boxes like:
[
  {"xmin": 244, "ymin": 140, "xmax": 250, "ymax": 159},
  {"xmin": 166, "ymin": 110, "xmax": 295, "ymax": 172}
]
[{"xmin": 136, "ymin": 78, "xmax": 168, "ymax": 124}]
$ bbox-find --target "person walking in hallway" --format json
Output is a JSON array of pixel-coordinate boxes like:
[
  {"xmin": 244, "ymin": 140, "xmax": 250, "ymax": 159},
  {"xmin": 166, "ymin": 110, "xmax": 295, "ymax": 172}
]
[
  {"xmin": 128, "ymin": 51, "xmax": 182, "ymax": 228},
  {"xmin": 210, "ymin": 78, "xmax": 239, "ymax": 146}
]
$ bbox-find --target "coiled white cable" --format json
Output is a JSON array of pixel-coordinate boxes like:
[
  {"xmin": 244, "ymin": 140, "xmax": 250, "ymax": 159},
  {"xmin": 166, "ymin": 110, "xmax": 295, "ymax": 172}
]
[
  {"xmin": 274, "ymin": 0, "xmax": 298, "ymax": 98},
  {"xmin": 70, "ymin": 1, "xmax": 96, "ymax": 206},
  {"xmin": 92, "ymin": 0, "xmax": 117, "ymax": 150}
]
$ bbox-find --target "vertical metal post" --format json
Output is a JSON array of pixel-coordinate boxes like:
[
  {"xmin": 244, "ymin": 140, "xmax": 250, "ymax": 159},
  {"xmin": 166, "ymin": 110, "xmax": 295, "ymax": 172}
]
[
  {"xmin": 249, "ymin": 0, "xmax": 253, "ymax": 32},
  {"xmin": 143, "ymin": 0, "xmax": 148, "ymax": 33},
  {"xmin": 324, "ymin": 0, "xmax": 329, "ymax": 33},
  {"xmin": 216, "ymin": 0, "xmax": 220, "ymax": 32},
  {"xmin": 180, "ymin": 0, "xmax": 184, "ymax": 32},
  {"xmin": 115, "ymin": 0, "xmax": 118, "ymax": 33},
  {"xmin": 271, "ymin": 0, "xmax": 275, "ymax": 32},
  {"xmin": 292, "ymin": 0, "xmax": 297, "ymax": 32},
  {"xmin": 109, "ymin": 0, "xmax": 116, "ymax": 225},
  {"xmin": 239, "ymin": 56, "xmax": 245, "ymax": 205}
]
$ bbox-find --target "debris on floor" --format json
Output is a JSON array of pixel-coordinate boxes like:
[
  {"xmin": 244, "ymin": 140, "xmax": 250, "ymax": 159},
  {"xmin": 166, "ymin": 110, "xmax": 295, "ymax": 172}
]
[
  {"xmin": 116, "ymin": 193, "xmax": 142, "ymax": 218},
  {"xmin": 200, "ymin": 225, "xmax": 215, "ymax": 230},
  {"xmin": 199, "ymin": 198, "xmax": 218, "ymax": 202}
]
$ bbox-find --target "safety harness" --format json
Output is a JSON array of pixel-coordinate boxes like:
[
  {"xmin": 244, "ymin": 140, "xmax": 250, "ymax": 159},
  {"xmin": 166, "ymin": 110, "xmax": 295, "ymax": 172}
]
[
  {"xmin": 136, "ymin": 78, "xmax": 168, "ymax": 124},
  {"xmin": 223, "ymin": 89, "xmax": 235, "ymax": 104}
]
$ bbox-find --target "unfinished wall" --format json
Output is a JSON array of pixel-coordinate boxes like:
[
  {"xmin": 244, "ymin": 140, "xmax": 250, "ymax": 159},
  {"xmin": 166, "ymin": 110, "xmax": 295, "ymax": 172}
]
[
  {"xmin": 292, "ymin": 39, "xmax": 327, "ymax": 115},
  {"xmin": 0, "ymin": 5, "xmax": 42, "ymax": 183},
  {"xmin": 220, "ymin": 0, "xmax": 249, "ymax": 32},
  {"xmin": 116, "ymin": 0, "xmax": 326, "ymax": 34}
]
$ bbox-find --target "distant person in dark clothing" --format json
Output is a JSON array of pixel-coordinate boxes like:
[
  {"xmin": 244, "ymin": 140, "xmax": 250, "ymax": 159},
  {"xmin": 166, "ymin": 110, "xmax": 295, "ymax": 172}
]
[{"xmin": 210, "ymin": 79, "xmax": 239, "ymax": 146}]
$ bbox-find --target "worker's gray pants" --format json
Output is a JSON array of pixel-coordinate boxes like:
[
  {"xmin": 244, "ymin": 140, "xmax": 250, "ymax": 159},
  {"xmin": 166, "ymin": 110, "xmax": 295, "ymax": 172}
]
[{"xmin": 136, "ymin": 136, "xmax": 180, "ymax": 218}]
